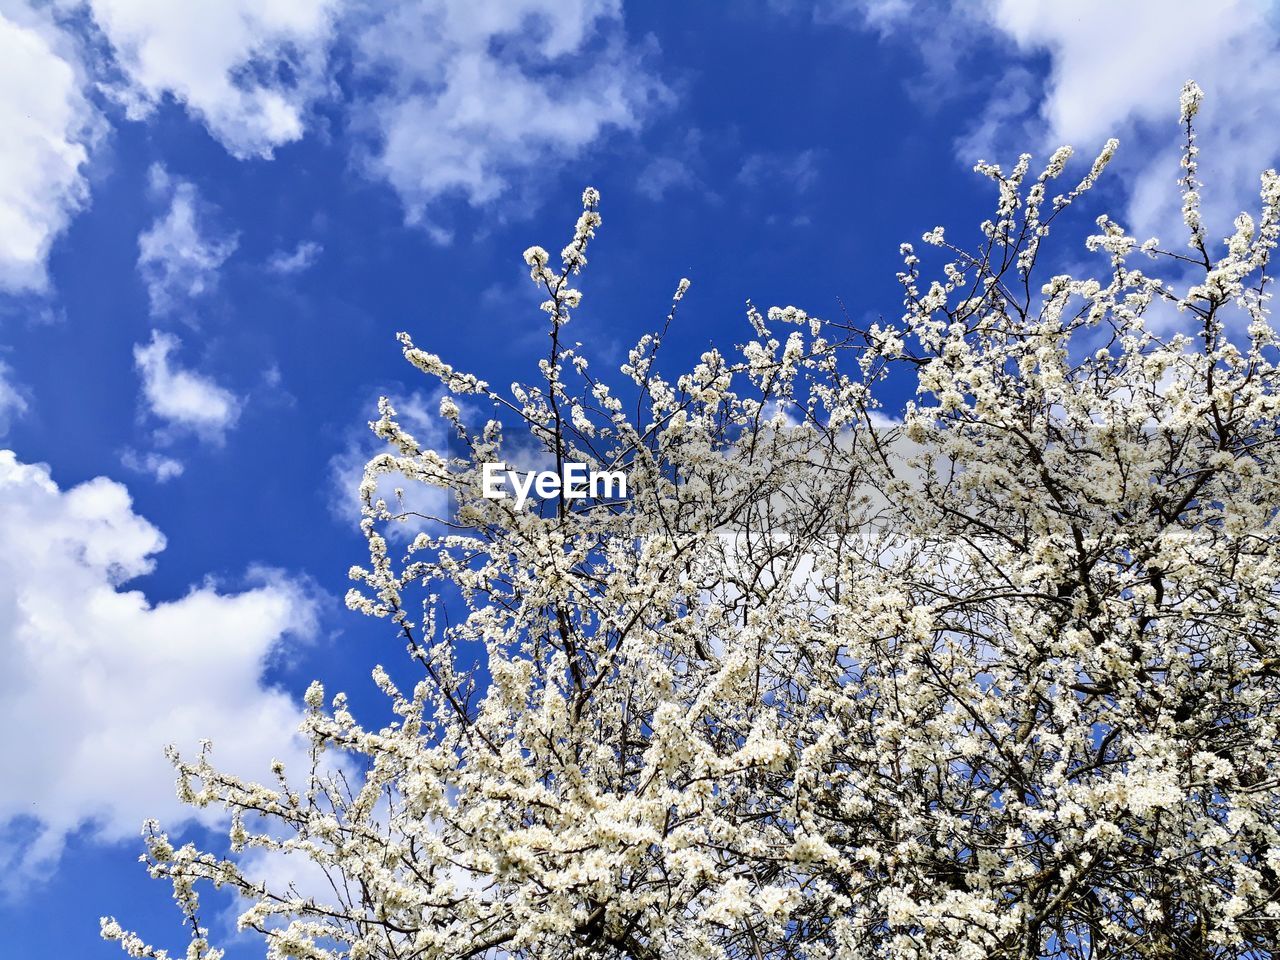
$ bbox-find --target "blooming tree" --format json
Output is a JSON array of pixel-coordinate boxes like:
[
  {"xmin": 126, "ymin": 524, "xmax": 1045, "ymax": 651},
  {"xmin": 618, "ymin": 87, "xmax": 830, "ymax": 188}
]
[{"xmin": 105, "ymin": 84, "xmax": 1280, "ymax": 959}]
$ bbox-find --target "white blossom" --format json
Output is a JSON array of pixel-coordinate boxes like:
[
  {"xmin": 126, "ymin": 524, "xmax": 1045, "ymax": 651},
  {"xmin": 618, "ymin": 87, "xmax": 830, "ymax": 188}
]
[{"xmin": 110, "ymin": 87, "xmax": 1280, "ymax": 960}]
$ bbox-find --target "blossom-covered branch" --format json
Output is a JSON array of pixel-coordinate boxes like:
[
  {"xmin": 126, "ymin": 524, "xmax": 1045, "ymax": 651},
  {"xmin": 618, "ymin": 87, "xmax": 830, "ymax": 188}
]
[{"xmin": 107, "ymin": 84, "xmax": 1280, "ymax": 960}]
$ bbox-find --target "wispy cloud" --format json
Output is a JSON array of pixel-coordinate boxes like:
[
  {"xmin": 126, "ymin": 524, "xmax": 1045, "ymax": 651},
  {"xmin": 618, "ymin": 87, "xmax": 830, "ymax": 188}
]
[
  {"xmin": 137, "ymin": 166, "xmax": 238, "ymax": 316},
  {"xmin": 119, "ymin": 448, "xmax": 184, "ymax": 483},
  {"xmin": 267, "ymin": 240, "xmax": 323, "ymax": 275},
  {"xmin": 737, "ymin": 149, "xmax": 820, "ymax": 193},
  {"xmin": 636, "ymin": 156, "xmax": 697, "ymax": 201},
  {"xmin": 344, "ymin": 1, "xmax": 669, "ymax": 230},
  {"xmin": 0, "ymin": 358, "xmax": 28, "ymax": 436}
]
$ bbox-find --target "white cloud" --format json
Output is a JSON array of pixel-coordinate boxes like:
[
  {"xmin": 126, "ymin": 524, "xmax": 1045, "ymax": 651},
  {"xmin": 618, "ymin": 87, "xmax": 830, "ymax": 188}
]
[
  {"xmin": 986, "ymin": 0, "xmax": 1227, "ymax": 148},
  {"xmin": 137, "ymin": 167, "xmax": 238, "ymax": 315},
  {"xmin": 87, "ymin": 0, "xmax": 342, "ymax": 158},
  {"xmin": 817, "ymin": 0, "xmax": 1280, "ymax": 242},
  {"xmin": 91, "ymin": 0, "xmax": 668, "ymax": 222},
  {"xmin": 984, "ymin": 0, "xmax": 1280, "ymax": 240},
  {"xmin": 0, "ymin": 2, "xmax": 668, "ymax": 287},
  {"xmin": 133, "ymin": 330, "xmax": 242, "ymax": 442},
  {"xmin": 0, "ymin": 450, "xmax": 317, "ymax": 873},
  {"xmin": 350, "ymin": 0, "xmax": 667, "ymax": 225},
  {"xmin": 267, "ymin": 240, "xmax": 323, "ymax": 275},
  {"xmin": 120, "ymin": 447, "xmax": 184, "ymax": 482},
  {"xmin": 0, "ymin": 3, "xmax": 99, "ymax": 292}
]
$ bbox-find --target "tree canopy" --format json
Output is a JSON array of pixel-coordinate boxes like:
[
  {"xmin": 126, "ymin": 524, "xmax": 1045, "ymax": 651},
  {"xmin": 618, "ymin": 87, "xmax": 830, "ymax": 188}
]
[{"xmin": 105, "ymin": 84, "xmax": 1280, "ymax": 960}]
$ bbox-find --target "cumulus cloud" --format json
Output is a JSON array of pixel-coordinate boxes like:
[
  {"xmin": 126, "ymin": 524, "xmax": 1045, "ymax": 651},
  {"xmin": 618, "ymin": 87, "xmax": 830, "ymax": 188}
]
[
  {"xmin": 137, "ymin": 167, "xmax": 238, "ymax": 316},
  {"xmin": 87, "ymin": 0, "xmax": 342, "ymax": 158},
  {"xmin": 267, "ymin": 240, "xmax": 323, "ymax": 275},
  {"xmin": 0, "ymin": 451, "xmax": 317, "ymax": 873},
  {"xmin": 0, "ymin": 3, "xmax": 99, "ymax": 292},
  {"xmin": 133, "ymin": 330, "xmax": 242, "ymax": 443}
]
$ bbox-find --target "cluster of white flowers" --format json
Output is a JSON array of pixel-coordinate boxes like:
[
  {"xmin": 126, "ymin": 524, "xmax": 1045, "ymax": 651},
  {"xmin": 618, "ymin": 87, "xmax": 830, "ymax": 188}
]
[
  {"xmin": 106, "ymin": 88, "xmax": 1280, "ymax": 960},
  {"xmin": 1180, "ymin": 78, "xmax": 1205, "ymax": 123}
]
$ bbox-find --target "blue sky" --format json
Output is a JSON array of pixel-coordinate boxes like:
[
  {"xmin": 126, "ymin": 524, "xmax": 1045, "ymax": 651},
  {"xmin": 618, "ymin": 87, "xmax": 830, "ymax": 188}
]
[{"xmin": 3, "ymin": 0, "xmax": 1280, "ymax": 955}]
